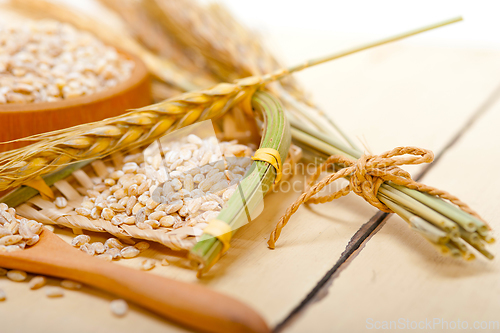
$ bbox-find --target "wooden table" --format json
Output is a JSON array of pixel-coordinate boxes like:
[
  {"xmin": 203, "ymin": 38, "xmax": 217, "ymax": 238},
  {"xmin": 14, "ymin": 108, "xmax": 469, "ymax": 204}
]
[{"xmin": 1, "ymin": 9, "xmax": 500, "ymax": 333}]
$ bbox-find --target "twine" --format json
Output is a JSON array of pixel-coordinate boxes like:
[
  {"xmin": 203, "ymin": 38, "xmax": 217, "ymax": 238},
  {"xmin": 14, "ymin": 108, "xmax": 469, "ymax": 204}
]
[{"xmin": 268, "ymin": 146, "xmax": 486, "ymax": 249}]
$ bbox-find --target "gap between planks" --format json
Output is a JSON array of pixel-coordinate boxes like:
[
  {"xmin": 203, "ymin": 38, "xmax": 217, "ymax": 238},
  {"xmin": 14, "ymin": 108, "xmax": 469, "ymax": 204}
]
[{"xmin": 274, "ymin": 81, "xmax": 500, "ymax": 332}]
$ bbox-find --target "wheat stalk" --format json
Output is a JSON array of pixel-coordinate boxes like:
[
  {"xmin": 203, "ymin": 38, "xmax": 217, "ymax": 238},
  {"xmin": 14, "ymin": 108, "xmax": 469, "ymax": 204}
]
[
  {"xmin": 97, "ymin": 0, "xmax": 218, "ymax": 88},
  {"xmin": 141, "ymin": 0, "xmax": 367, "ymax": 148},
  {"xmin": 0, "ymin": 17, "xmax": 462, "ymax": 193}
]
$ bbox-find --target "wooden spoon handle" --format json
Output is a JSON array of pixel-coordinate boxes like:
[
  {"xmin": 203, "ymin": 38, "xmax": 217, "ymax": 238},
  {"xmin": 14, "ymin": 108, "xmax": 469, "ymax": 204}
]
[
  {"xmin": 83, "ymin": 259, "xmax": 270, "ymax": 333},
  {"xmin": 0, "ymin": 230, "xmax": 269, "ymax": 333}
]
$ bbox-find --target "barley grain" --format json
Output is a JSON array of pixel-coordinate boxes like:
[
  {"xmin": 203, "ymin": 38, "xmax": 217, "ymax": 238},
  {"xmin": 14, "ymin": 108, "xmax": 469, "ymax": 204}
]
[
  {"xmin": 121, "ymin": 246, "xmax": 140, "ymax": 258},
  {"xmin": 61, "ymin": 280, "xmax": 82, "ymax": 290},
  {"xmin": 7, "ymin": 270, "xmax": 27, "ymax": 282},
  {"xmin": 134, "ymin": 241, "xmax": 150, "ymax": 251},
  {"xmin": 80, "ymin": 243, "xmax": 95, "ymax": 256},
  {"xmin": 140, "ymin": 259, "xmax": 156, "ymax": 271},
  {"xmin": 45, "ymin": 286, "xmax": 64, "ymax": 298},
  {"xmin": 110, "ymin": 299, "xmax": 128, "ymax": 317},
  {"xmin": 105, "ymin": 238, "xmax": 124, "ymax": 250},
  {"xmin": 71, "ymin": 235, "xmax": 90, "ymax": 247},
  {"xmin": 92, "ymin": 242, "xmax": 106, "ymax": 254},
  {"xmin": 54, "ymin": 197, "xmax": 68, "ymax": 208},
  {"xmin": 29, "ymin": 276, "xmax": 46, "ymax": 290},
  {"xmin": 106, "ymin": 247, "xmax": 122, "ymax": 260}
]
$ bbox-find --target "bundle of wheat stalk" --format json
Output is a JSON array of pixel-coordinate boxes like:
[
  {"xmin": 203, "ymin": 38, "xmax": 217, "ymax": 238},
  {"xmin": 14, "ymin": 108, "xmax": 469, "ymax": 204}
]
[{"xmin": 1, "ymin": 0, "xmax": 494, "ymax": 274}]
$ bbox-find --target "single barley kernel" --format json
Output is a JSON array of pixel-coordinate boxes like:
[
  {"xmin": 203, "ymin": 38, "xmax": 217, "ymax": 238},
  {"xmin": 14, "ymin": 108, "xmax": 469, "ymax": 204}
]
[
  {"xmin": 123, "ymin": 162, "xmax": 138, "ymax": 174},
  {"xmin": 159, "ymin": 215, "xmax": 175, "ymax": 228},
  {"xmin": 165, "ymin": 200, "xmax": 183, "ymax": 214},
  {"xmin": 184, "ymin": 174, "xmax": 194, "ymax": 192},
  {"xmin": 144, "ymin": 219, "xmax": 160, "ymax": 229},
  {"xmin": 29, "ymin": 276, "xmax": 46, "ymax": 290},
  {"xmin": 0, "ymin": 228, "xmax": 12, "ymax": 238},
  {"xmin": 123, "ymin": 216, "xmax": 136, "ymax": 225},
  {"xmin": 26, "ymin": 235, "xmax": 39, "ymax": 246},
  {"xmin": 101, "ymin": 208, "xmax": 115, "ymax": 221},
  {"xmin": 134, "ymin": 241, "xmax": 150, "ymax": 251},
  {"xmin": 109, "ymin": 203, "xmax": 125, "ymax": 212},
  {"xmin": 161, "ymin": 258, "xmax": 170, "ymax": 266},
  {"xmin": 94, "ymin": 197, "xmax": 107, "ymax": 209},
  {"xmin": 71, "ymin": 235, "xmax": 90, "ymax": 247},
  {"xmin": 94, "ymin": 184, "xmax": 108, "ymax": 195},
  {"xmin": 147, "ymin": 211, "xmax": 166, "ymax": 221},
  {"xmin": 128, "ymin": 184, "xmax": 138, "ymax": 197},
  {"xmin": 80, "ymin": 243, "xmax": 95, "ymax": 256},
  {"xmin": 105, "ymin": 238, "xmax": 124, "ymax": 250},
  {"xmin": 1, "ymin": 210, "xmax": 15, "ymax": 224},
  {"xmin": 61, "ymin": 280, "xmax": 82, "ymax": 290},
  {"xmin": 75, "ymin": 207, "xmax": 91, "ymax": 217},
  {"xmin": 111, "ymin": 215, "xmax": 124, "ymax": 226},
  {"xmin": 140, "ymin": 259, "xmax": 156, "ymax": 271},
  {"xmin": 110, "ymin": 171, "xmax": 124, "ymax": 180},
  {"xmin": 5, "ymin": 222, "xmax": 19, "ymax": 235},
  {"xmin": 54, "ymin": 196, "xmax": 68, "ymax": 208},
  {"xmin": 114, "ymin": 189, "xmax": 127, "ymax": 200},
  {"xmin": 90, "ymin": 208, "xmax": 101, "ymax": 220},
  {"xmin": 138, "ymin": 181, "xmax": 151, "ymax": 196},
  {"xmin": 135, "ymin": 207, "xmax": 147, "ymax": 224},
  {"xmin": 6, "ymin": 245, "xmax": 23, "ymax": 252},
  {"xmin": 118, "ymin": 197, "xmax": 129, "ymax": 207},
  {"xmin": 107, "ymin": 247, "xmax": 122, "ymax": 260},
  {"xmin": 26, "ymin": 220, "xmax": 43, "ymax": 235},
  {"xmin": 178, "ymin": 205, "xmax": 189, "ymax": 217},
  {"xmin": 0, "ymin": 235, "xmax": 23, "ymax": 246},
  {"xmin": 145, "ymin": 198, "xmax": 159, "ymax": 210},
  {"xmin": 45, "ymin": 286, "xmax": 64, "ymax": 298},
  {"xmin": 121, "ymin": 246, "xmax": 140, "ymax": 259},
  {"xmin": 110, "ymin": 299, "xmax": 128, "ymax": 317},
  {"xmin": 201, "ymin": 201, "xmax": 220, "ymax": 211},
  {"xmin": 132, "ymin": 202, "xmax": 144, "ymax": 215},
  {"xmin": 18, "ymin": 220, "xmax": 35, "ymax": 239},
  {"xmin": 92, "ymin": 242, "xmax": 106, "ymax": 254},
  {"xmin": 137, "ymin": 194, "xmax": 149, "ymax": 206},
  {"xmin": 104, "ymin": 178, "xmax": 116, "ymax": 186},
  {"xmin": 0, "ymin": 288, "xmax": 5, "ymax": 301},
  {"xmin": 81, "ymin": 200, "xmax": 94, "ymax": 210},
  {"xmin": 136, "ymin": 222, "xmax": 151, "ymax": 230},
  {"xmin": 7, "ymin": 270, "xmax": 27, "ymax": 282}
]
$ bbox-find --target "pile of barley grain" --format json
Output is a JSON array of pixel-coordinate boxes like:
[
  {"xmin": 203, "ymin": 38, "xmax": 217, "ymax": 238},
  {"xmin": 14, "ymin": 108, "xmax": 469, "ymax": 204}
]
[
  {"xmin": 73, "ymin": 134, "xmax": 253, "ymax": 250},
  {"xmin": 0, "ymin": 20, "xmax": 134, "ymax": 104},
  {"xmin": 0, "ymin": 203, "xmax": 42, "ymax": 251}
]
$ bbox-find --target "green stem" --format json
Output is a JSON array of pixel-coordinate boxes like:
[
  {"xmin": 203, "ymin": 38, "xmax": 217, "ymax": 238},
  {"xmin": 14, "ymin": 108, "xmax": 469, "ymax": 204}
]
[
  {"xmin": 189, "ymin": 91, "xmax": 291, "ymax": 274},
  {"xmin": 0, "ymin": 160, "xmax": 92, "ymax": 207}
]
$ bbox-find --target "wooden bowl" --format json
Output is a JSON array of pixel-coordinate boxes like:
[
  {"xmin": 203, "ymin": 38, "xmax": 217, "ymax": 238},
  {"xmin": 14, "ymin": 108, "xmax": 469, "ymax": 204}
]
[{"xmin": 0, "ymin": 50, "xmax": 151, "ymax": 152}]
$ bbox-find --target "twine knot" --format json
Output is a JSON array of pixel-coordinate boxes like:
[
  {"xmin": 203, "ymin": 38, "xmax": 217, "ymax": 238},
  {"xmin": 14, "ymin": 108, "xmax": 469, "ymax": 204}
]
[
  {"xmin": 268, "ymin": 146, "xmax": 482, "ymax": 249},
  {"xmin": 335, "ymin": 146, "xmax": 434, "ymax": 213}
]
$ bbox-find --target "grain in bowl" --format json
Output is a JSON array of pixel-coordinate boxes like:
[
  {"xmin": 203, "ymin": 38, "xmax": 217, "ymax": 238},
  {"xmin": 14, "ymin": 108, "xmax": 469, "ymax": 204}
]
[{"xmin": 0, "ymin": 19, "xmax": 135, "ymax": 104}]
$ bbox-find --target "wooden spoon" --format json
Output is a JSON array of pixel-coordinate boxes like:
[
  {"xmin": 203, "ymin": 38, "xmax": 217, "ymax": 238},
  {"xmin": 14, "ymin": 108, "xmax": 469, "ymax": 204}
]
[{"xmin": 0, "ymin": 228, "xmax": 269, "ymax": 333}]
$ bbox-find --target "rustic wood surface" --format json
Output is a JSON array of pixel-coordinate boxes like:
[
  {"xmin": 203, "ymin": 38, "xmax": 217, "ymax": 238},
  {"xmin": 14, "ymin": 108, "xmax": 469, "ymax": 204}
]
[
  {"xmin": 285, "ymin": 76, "xmax": 500, "ymax": 333},
  {"xmin": 1, "ymin": 6, "xmax": 500, "ymax": 333}
]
